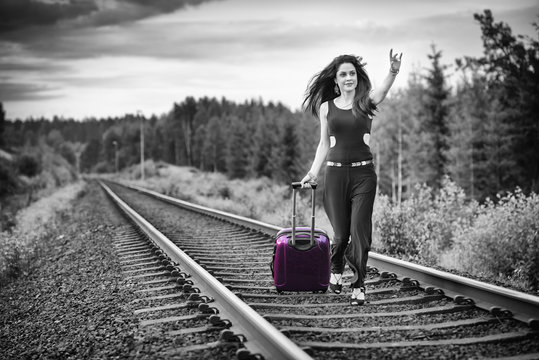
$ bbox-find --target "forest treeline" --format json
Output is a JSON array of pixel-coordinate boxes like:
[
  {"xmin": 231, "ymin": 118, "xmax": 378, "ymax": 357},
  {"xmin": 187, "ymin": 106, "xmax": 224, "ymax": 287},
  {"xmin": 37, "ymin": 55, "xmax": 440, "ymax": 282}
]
[{"xmin": 1, "ymin": 10, "xmax": 538, "ymax": 202}]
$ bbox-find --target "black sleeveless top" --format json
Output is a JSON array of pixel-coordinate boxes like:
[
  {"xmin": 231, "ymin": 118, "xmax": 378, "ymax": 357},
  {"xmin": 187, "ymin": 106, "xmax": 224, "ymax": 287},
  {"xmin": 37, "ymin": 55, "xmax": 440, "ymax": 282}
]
[{"xmin": 326, "ymin": 99, "xmax": 373, "ymax": 163}]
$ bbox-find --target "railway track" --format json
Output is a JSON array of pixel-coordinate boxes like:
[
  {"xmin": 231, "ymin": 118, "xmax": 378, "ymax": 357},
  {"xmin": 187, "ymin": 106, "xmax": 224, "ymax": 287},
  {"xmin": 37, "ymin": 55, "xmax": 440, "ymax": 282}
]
[{"xmin": 101, "ymin": 180, "xmax": 539, "ymax": 360}]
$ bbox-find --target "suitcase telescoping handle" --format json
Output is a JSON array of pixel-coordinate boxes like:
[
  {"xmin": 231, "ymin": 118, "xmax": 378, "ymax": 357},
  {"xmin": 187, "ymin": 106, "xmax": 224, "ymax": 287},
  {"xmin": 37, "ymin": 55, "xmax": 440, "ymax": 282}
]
[{"xmin": 290, "ymin": 182, "xmax": 317, "ymax": 247}]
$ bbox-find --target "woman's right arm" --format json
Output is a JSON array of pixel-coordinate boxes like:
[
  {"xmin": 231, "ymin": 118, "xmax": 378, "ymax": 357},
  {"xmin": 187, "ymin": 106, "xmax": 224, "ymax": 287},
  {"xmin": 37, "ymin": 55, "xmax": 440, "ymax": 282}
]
[{"xmin": 300, "ymin": 101, "xmax": 330, "ymax": 187}]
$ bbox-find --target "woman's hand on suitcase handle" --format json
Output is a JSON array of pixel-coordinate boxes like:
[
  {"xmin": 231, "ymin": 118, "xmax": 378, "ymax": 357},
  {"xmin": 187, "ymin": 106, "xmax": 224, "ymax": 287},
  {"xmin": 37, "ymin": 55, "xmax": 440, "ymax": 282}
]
[
  {"xmin": 299, "ymin": 171, "xmax": 318, "ymax": 189},
  {"xmin": 294, "ymin": 180, "xmax": 317, "ymax": 189},
  {"xmin": 299, "ymin": 174, "xmax": 310, "ymax": 188}
]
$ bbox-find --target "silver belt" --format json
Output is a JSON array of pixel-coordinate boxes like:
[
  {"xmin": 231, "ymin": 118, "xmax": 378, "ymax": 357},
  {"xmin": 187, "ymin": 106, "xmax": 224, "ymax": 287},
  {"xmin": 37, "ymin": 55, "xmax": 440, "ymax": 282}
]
[{"xmin": 327, "ymin": 160, "xmax": 373, "ymax": 167}]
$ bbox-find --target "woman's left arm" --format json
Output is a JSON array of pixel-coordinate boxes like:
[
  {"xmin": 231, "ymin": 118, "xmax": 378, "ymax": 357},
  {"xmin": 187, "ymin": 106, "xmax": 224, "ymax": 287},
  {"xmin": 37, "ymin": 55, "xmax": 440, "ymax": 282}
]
[{"xmin": 370, "ymin": 49, "xmax": 402, "ymax": 105}]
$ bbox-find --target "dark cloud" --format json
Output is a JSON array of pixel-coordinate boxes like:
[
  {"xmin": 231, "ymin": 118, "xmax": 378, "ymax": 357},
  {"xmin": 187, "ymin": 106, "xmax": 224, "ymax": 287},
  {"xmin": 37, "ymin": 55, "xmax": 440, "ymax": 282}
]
[
  {"xmin": 123, "ymin": 0, "xmax": 210, "ymax": 14},
  {"xmin": 63, "ymin": 0, "xmax": 219, "ymax": 29},
  {"xmin": 0, "ymin": 57, "xmax": 68, "ymax": 102},
  {"xmin": 0, "ymin": 82, "xmax": 61, "ymax": 101},
  {"xmin": 0, "ymin": 0, "xmax": 98, "ymax": 33},
  {"xmin": 0, "ymin": 0, "xmax": 219, "ymax": 33},
  {"xmin": 0, "ymin": 17, "xmax": 384, "ymax": 63},
  {"xmin": 0, "ymin": 60, "xmax": 68, "ymax": 73},
  {"xmin": 0, "ymin": 0, "xmax": 223, "ymax": 106}
]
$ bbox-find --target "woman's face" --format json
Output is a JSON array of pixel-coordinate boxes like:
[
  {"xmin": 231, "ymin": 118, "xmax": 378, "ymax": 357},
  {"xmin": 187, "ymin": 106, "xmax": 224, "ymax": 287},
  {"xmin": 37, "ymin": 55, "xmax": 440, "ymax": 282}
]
[{"xmin": 335, "ymin": 62, "xmax": 357, "ymax": 94}]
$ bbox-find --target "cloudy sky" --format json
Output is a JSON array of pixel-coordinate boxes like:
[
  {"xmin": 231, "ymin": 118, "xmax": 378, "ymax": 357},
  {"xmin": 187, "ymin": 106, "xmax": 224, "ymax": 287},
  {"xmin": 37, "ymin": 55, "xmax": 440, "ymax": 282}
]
[{"xmin": 1, "ymin": 0, "xmax": 538, "ymax": 120}]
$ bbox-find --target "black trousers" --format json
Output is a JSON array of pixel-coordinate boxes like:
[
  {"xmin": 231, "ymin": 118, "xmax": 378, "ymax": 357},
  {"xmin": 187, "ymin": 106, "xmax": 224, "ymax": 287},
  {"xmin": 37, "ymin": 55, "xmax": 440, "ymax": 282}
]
[{"xmin": 323, "ymin": 164, "xmax": 377, "ymax": 288}]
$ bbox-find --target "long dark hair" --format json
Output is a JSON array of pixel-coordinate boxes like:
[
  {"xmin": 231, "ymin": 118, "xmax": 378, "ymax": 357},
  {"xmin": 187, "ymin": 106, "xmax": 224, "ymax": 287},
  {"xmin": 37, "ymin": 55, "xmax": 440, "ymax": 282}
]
[{"xmin": 302, "ymin": 54, "xmax": 377, "ymax": 118}]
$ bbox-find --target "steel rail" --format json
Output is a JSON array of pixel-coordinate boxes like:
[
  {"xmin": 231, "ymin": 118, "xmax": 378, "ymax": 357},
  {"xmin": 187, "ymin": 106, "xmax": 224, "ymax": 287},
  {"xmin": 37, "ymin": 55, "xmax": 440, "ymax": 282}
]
[
  {"xmin": 100, "ymin": 181, "xmax": 312, "ymax": 360},
  {"xmin": 123, "ymin": 181, "xmax": 539, "ymax": 328},
  {"xmin": 367, "ymin": 253, "xmax": 539, "ymax": 328},
  {"xmin": 124, "ymin": 183, "xmax": 282, "ymax": 235}
]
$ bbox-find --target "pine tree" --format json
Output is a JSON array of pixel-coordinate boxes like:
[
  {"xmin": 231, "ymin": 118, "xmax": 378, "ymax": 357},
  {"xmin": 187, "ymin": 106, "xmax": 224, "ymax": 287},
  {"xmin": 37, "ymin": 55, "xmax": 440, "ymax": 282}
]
[
  {"xmin": 278, "ymin": 119, "xmax": 301, "ymax": 183},
  {"xmin": 403, "ymin": 70, "xmax": 432, "ymax": 188},
  {"xmin": 423, "ymin": 45, "xmax": 450, "ymax": 188},
  {"xmin": 251, "ymin": 112, "xmax": 274, "ymax": 178},
  {"xmin": 173, "ymin": 97, "xmax": 198, "ymax": 167},
  {"xmin": 79, "ymin": 138, "xmax": 101, "ymax": 172},
  {"xmin": 463, "ymin": 10, "xmax": 539, "ymax": 193},
  {"xmin": 203, "ymin": 116, "xmax": 226, "ymax": 173},
  {"xmin": 226, "ymin": 116, "xmax": 250, "ymax": 179},
  {"xmin": 372, "ymin": 95, "xmax": 402, "ymax": 199},
  {"xmin": 445, "ymin": 67, "xmax": 484, "ymax": 199}
]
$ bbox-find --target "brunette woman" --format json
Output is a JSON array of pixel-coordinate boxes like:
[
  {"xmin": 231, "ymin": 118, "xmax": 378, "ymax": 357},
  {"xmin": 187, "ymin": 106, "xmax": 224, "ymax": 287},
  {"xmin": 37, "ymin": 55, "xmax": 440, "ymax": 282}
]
[{"xmin": 300, "ymin": 49, "xmax": 402, "ymax": 305}]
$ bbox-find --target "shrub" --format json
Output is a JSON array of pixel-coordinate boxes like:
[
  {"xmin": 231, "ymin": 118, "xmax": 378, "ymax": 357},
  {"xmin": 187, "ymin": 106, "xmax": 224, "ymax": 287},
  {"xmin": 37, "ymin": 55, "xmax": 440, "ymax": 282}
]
[
  {"xmin": 374, "ymin": 194, "xmax": 418, "ymax": 258},
  {"xmin": 93, "ymin": 161, "xmax": 113, "ymax": 174},
  {"xmin": 374, "ymin": 177, "xmax": 478, "ymax": 264},
  {"xmin": 217, "ymin": 185, "xmax": 231, "ymax": 199},
  {"xmin": 59, "ymin": 144, "xmax": 77, "ymax": 166},
  {"xmin": 449, "ymin": 189, "xmax": 539, "ymax": 290},
  {"xmin": 0, "ymin": 159, "xmax": 18, "ymax": 197},
  {"xmin": 16, "ymin": 154, "xmax": 41, "ymax": 177}
]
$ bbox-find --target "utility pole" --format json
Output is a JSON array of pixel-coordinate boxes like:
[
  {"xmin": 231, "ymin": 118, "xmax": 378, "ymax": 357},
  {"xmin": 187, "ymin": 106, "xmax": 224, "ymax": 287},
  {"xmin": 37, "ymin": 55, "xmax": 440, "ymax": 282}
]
[
  {"xmin": 138, "ymin": 110, "xmax": 144, "ymax": 181},
  {"xmin": 375, "ymin": 144, "xmax": 380, "ymax": 194},
  {"xmin": 397, "ymin": 113, "xmax": 402, "ymax": 206},
  {"xmin": 469, "ymin": 116, "xmax": 474, "ymax": 200},
  {"xmin": 112, "ymin": 140, "xmax": 118, "ymax": 173}
]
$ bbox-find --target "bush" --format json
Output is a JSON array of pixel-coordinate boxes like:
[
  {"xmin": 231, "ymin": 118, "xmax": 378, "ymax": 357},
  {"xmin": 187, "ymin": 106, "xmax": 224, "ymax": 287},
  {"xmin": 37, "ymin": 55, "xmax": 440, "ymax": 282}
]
[
  {"xmin": 448, "ymin": 189, "xmax": 539, "ymax": 290},
  {"xmin": 59, "ymin": 144, "xmax": 77, "ymax": 166},
  {"xmin": 374, "ymin": 194, "xmax": 418, "ymax": 257},
  {"xmin": 93, "ymin": 161, "xmax": 113, "ymax": 174},
  {"xmin": 375, "ymin": 177, "xmax": 478, "ymax": 264},
  {"xmin": 0, "ymin": 159, "xmax": 18, "ymax": 197},
  {"xmin": 376, "ymin": 177, "xmax": 539, "ymax": 291},
  {"xmin": 16, "ymin": 154, "xmax": 41, "ymax": 177},
  {"xmin": 126, "ymin": 160, "xmax": 158, "ymax": 179}
]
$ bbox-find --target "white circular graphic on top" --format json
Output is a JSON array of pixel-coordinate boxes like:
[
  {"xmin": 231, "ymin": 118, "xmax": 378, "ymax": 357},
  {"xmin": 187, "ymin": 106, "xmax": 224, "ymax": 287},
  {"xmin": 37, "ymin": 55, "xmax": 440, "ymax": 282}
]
[
  {"xmin": 363, "ymin": 133, "xmax": 370, "ymax": 146},
  {"xmin": 330, "ymin": 136, "xmax": 336, "ymax": 148}
]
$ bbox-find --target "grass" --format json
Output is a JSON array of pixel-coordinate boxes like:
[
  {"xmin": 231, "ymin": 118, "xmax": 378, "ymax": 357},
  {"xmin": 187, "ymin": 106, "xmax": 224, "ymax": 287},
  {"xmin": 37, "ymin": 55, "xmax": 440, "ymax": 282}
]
[{"xmin": 0, "ymin": 181, "xmax": 86, "ymax": 285}]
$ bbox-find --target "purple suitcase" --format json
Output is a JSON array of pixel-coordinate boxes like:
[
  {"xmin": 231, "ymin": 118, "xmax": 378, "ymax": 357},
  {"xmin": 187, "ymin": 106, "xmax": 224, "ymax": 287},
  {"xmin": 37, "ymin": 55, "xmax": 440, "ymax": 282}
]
[{"xmin": 270, "ymin": 182, "xmax": 330, "ymax": 293}]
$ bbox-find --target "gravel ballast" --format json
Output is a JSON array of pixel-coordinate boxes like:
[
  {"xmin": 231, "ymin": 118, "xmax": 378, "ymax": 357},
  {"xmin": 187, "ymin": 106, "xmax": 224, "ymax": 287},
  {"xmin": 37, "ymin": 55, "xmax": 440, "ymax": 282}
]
[{"xmin": 0, "ymin": 181, "xmax": 141, "ymax": 359}]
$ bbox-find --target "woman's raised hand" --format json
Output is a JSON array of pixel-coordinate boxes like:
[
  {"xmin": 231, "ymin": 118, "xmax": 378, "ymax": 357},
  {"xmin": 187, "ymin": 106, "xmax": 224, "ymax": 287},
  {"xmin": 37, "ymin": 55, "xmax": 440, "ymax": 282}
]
[{"xmin": 389, "ymin": 49, "xmax": 403, "ymax": 73}]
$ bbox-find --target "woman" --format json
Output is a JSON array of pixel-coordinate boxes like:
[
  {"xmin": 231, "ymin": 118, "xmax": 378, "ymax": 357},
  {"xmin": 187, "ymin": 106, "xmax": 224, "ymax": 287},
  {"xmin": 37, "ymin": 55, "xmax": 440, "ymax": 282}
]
[{"xmin": 300, "ymin": 49, "xmax": 402, "ymax": 305}]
